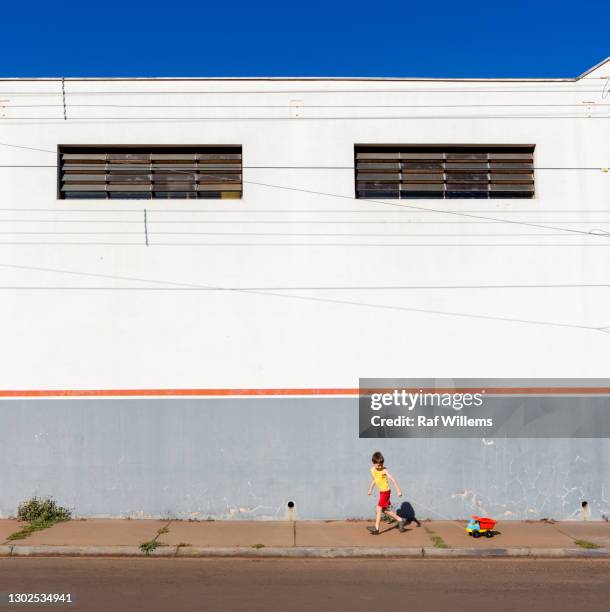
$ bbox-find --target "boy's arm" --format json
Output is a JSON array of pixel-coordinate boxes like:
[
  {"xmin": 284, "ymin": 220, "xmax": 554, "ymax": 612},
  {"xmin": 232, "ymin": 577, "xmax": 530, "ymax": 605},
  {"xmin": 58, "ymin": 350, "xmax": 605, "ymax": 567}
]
[
  {"xmin": 367, "ymin": 478, "xmax": 376, "ymax": 495},
  {"xmin": 385, "ymin": 471, "xmax": 403, "ymax": 497}
]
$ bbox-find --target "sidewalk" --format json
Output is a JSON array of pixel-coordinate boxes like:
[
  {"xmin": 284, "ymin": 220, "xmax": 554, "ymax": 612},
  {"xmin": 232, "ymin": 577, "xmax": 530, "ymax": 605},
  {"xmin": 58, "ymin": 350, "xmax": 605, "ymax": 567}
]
[{"xmin": 1, "ymin": 519, "xmax": 609, "ymax": 558}]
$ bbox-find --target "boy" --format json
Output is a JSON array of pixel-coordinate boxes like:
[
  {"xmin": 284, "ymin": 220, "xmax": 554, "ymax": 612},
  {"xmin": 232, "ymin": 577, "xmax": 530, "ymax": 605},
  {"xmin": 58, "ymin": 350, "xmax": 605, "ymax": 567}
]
[{"xmin": 367, "ymin": 451, "xmax": 407, "ymax": 535}]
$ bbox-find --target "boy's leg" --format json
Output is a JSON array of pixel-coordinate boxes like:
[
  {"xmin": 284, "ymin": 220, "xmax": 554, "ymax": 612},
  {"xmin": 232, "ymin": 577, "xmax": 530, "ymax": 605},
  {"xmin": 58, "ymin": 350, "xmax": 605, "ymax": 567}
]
[
  {"xmin": 384, "ymin": 509, "xmax": 408, "ymax": 531},
  {"xmin": 381, "ymin": 510, "xmax": 395, "ymax": 524},
  {"xmin": 384, "ymin": 509, "xmax": 403, "ymax": 523},
  {"xmin": 367, "ymin": 505, "xmax": 383, "ymax": 534},
  {"xmin": 375, "ymin": 505, "xmax": 383, "ymax": 531}
]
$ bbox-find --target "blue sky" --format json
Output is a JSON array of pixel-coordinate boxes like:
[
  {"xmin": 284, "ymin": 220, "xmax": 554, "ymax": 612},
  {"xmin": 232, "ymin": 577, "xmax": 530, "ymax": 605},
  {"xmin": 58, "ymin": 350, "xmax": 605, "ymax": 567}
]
[{"xmin": 2, "ymin": 1, "xmax": 608, "ymax": 78}]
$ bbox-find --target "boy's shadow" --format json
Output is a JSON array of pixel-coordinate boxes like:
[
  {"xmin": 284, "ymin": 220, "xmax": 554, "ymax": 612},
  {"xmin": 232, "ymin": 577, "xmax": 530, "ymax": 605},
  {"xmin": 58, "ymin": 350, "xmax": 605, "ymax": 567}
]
[{"xmin": 395, "ymin": 501, "xmax": 422, "ymax": 527}]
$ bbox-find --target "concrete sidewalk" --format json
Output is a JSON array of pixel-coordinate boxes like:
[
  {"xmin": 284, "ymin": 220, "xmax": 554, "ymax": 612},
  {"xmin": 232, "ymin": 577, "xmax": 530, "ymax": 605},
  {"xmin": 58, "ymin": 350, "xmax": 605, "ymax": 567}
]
[{"xmin": 1, "ymin": 519, "xmax": 609, "ymax": 558}]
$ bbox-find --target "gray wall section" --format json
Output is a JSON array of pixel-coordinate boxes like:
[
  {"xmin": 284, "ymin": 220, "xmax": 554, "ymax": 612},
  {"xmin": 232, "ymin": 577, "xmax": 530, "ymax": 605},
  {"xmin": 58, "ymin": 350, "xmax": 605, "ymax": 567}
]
[{"xmin": 1, "ymin": 398, "xmax": 609, "ymax": 520}]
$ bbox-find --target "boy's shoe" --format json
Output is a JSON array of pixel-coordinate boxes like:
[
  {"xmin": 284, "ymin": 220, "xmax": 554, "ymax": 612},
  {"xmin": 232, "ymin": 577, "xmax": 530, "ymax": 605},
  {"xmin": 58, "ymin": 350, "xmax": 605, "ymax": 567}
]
[
  {"xmin": 398, "ymin": 520, "xmax": 407, "ymax": 533},
  {"xmin": 367, "ymin": 527, "xmax": 380, "ymax": 535},
  {"xmin": 415, "ymin": 519, "xmax": 422, "ymax": 528}
]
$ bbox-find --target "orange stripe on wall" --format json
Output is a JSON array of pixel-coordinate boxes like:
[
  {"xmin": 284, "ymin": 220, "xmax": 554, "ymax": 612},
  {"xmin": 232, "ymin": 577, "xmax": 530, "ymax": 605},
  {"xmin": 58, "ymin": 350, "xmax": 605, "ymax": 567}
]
[
  {"xmin": 0, "ymin": 388, "xmax": 358, "ymax": 397},
  {"xmin": 1, "ymin": 387, "xmax": 610, "ymax": 398}
]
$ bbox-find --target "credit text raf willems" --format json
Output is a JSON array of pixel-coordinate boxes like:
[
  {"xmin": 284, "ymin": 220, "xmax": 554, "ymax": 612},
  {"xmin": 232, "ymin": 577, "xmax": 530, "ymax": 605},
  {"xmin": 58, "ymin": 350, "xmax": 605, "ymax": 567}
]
[{"xmin": 369, "ymin": 390, "xmax": 492, "ymax": 428}]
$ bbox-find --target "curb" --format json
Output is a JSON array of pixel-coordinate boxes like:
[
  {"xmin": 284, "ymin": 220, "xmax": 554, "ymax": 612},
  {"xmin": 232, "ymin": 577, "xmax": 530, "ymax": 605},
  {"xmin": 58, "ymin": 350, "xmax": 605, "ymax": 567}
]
[
  {"xmin": 1, "ymin": 546, "xmax": 610, "ymax": 558},
  {"xmin": 528, "ymin": 547, "xmax": 610, "ymax": 558},
  {"xmin": 176, "ymin": 547, "xmax": 424, "ymax": 558},
  {"xmin": 423, "ymin": 547, "xmax": 610, "ymax": 558},
  {"xmin": 422, "ymin": 547, "xmax": 531, "ymax": 557},
  {"xmin": 5, "ymin": 545, "xmax": 178, "ymax": 557}
]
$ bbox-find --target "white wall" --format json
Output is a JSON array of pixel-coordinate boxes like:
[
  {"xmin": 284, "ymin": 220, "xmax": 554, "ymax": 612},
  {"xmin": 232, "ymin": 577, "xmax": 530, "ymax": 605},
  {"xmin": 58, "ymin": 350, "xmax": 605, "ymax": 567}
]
[{"xmin": 0, "ymin": 74, "xmax": 609, "ymax": 390}]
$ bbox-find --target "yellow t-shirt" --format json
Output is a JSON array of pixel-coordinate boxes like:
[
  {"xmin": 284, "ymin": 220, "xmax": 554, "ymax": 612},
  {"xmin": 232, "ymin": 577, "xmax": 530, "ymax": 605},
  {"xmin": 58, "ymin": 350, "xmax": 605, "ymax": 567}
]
[{"xmin": 371, "ymin": 466, "xmax": 390, "ymax": 492}]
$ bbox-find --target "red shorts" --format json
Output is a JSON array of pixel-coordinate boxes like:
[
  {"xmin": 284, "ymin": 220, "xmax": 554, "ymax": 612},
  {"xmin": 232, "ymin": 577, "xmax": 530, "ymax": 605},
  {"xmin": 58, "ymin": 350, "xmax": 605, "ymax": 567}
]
[{"xmin": 378, "ymin": 490, "xmax": 391, "ymax": 509}]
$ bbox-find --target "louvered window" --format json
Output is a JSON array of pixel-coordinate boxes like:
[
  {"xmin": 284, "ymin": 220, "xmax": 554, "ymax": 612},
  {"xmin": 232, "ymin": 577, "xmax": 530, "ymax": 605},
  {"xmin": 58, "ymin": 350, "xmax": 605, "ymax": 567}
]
[
  {"xmin": 355, "ymin": 145, "xmax": 535, "ymax": 199},
  {"xmin": 59, "ymin": 146, "xmax": 242, "ymax": 199}
]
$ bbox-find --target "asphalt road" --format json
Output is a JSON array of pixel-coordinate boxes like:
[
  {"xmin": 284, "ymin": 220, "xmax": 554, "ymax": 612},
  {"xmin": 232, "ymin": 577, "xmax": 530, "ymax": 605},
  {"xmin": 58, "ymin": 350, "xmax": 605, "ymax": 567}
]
[{"xmin": 1, "ymin": 558, "xmax": 609, "ymax": 612}]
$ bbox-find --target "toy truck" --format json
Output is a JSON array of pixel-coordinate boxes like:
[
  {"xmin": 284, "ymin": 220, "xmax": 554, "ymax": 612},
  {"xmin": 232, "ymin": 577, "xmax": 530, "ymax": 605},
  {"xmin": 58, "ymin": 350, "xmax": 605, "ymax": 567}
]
[{"xmin": 466, "ymin": 516, "xmax": 497, "ymax": 538}]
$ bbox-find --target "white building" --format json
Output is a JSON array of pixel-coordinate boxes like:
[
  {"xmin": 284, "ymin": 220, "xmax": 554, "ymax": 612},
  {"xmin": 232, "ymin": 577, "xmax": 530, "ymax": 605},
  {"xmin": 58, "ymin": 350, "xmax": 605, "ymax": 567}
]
[{"xmin": 0, "ymin": 59, "xmax": 609, "ymax": 519}]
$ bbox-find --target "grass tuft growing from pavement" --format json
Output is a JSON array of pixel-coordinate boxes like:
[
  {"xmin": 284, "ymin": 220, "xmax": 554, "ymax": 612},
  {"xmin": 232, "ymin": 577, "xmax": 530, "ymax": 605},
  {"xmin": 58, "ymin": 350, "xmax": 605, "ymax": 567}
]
[
  {"xmin": 7, "ymin": 497, "xmax": 71, "ymax": 541},
  {"xmin": 139, "ymin": 522, "xmax": 171, "ymax": 555},
  {"xmin": 423, "ymin": 525, "xmax": 448, "ymax": 549},
  {"xmin": 8, "ymin": 518, "xmax": 61, "ymax": 541},
  {"xmin": 431, "ymin": 534, "xmax": 448, "ymax": 549},
  {"xmin": 140, "ymin": 540, "xmax": 160, "ymax": 554},
  {"xmin": 574, "ymin": 539, "xmax": 600, "ymax": 549}
]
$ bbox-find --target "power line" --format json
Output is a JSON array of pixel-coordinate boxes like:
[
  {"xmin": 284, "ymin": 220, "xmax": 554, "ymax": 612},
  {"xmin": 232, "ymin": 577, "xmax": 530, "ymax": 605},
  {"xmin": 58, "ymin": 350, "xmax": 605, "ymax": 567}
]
[
  {"xmin": 2, "ymin": 114, "xmax": 608, "ymax": 121},
  {"xmin": 0, "ymin": 231, "xmax": 605, "ymax": 238},
  {"xmin": 0, "ymin": 142, "xmax": 57, "ymax": 154},
  {"xmin": 0, "ymin": 231, "xmax": 145, "ymax": 235},
  {"xmin": 241, "ymin": 180, "xmax": 610, "ymax": 239},
  {"xmin": 0, "ymin": 242, "xmax": 608, "ymax": 247},
  {"xmin": 112, "ymin": 230, "xmax": 610, "ymax": 238},
  {"xmin": 0, "ymin": 283, "xmax": 607, "ymax": 291},
  {"xmin": 0, "ymin": 140, "xmax": 608, "ymax": 239},
  {"xmin": 0, "ymin": 262, "xmax": 606, "ymax": 334},
  {"xmin": 0, "ymin": 263, "xmax": 606, "ymax": 292},
  {"xmin": 5, "ymin": 143, "xmax": 606, "ymax": 174},
  {"xmin": 6, "ymin": 102, "xmax": 610, "ymax": 109},
  {"xmin": 0, "ymin": 219, "xmax": 144, "ymax": 223},
  {"xmin": 1, "ymin": 88, "xmax": 604, "ymax": 94},
  {"xmin": 1, "ymin": 220, "xmax": 609, "ymax": 225},
  {"xmin": 0, "ymin": 141, "xmax": 606, "ymax": 172},
  {"xmin": 0, "ymin": 208, "xmax": 609, "ymax": 214},
  {"xmin": 2, "ymin": 213, "xmax": 610, "ymax": 229},
  {"xmin": 151, "ymin": 221, "xmax": 610, "ymax": 225},
  {"xmin": 0, "ymin": 165, "xmax": 607, "ymax": 171}
]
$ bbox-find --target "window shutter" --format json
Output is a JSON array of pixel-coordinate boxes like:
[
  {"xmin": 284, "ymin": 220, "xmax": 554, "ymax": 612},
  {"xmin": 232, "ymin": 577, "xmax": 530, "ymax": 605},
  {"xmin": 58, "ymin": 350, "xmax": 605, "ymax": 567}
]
[
  {"xmin": 355, "ymin": 145, "xmax": 534, "ymax": 199},
  {"xmin": 59, "ymin": 146, "xmax": 242, "ymax": 200}
]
